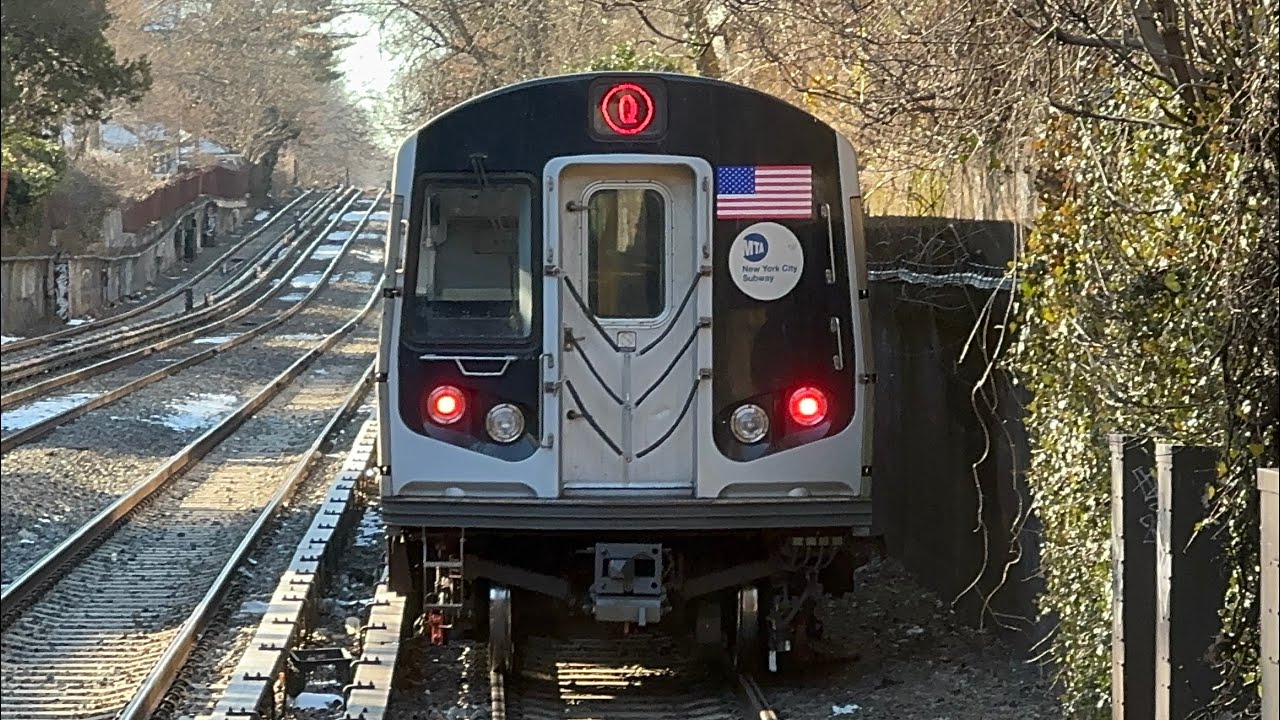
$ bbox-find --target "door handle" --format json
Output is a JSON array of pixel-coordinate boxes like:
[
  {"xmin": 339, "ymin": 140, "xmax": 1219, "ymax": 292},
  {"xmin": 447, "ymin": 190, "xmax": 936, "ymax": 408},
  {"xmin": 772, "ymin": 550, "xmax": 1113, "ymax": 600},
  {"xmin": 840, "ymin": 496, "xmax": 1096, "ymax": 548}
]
[{"xmin": 563, "ymin": 326, "xmax": 588, "ymax": 350}]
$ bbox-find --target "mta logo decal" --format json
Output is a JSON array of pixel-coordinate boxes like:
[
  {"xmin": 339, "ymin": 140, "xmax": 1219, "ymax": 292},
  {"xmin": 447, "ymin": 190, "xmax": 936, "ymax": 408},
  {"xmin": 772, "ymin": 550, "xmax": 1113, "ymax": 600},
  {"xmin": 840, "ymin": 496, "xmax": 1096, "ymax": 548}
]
[{"xmin": 743, "ymin": 233, "xmax": 769, "ymax": 262}]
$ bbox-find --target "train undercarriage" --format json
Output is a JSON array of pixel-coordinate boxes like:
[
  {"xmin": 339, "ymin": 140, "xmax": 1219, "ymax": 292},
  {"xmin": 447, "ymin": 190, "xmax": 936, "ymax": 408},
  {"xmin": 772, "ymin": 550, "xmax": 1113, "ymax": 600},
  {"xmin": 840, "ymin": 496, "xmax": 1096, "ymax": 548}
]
[{"xmin": 386, "ymin": 525, "xmax": 879, "ymax": 673}]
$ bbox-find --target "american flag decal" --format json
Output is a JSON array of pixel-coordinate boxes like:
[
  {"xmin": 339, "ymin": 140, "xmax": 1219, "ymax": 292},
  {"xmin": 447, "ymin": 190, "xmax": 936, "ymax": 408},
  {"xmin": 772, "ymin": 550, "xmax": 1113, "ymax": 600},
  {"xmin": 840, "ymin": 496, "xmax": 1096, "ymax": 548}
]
[{"xmin": 715, "ymin": 165, "xmax": 813, "ymax": 220}]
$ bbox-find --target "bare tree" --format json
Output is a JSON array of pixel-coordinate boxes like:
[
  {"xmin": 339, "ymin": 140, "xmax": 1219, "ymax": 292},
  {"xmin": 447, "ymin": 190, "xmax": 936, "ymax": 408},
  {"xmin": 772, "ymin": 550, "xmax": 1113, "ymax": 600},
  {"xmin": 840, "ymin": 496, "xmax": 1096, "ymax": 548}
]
[
  {"xmin": 107, "ymin": 0, "xmax": 365, "ymax": 199},
  {"xmin": 361, "ymin": 0, "xmax": 701, "ymax": 130}
]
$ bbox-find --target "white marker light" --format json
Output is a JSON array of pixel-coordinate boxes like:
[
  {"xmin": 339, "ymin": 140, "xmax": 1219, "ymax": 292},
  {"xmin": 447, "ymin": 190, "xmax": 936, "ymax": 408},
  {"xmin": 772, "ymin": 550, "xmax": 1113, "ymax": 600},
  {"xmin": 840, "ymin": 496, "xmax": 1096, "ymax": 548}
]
[
  {"xmin": 485, "ymin": 403, "xmax": 525, "ymax": 443},
  {"xmin": 730, "ymin": 404, "xmax": 770, "ymax": 444}
]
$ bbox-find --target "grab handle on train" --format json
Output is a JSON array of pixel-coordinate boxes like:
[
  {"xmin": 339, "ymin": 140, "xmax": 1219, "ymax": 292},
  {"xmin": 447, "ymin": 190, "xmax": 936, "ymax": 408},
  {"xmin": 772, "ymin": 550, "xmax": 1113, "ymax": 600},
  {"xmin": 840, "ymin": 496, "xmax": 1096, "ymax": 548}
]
[
  {"xmin": 829, "ymin": 317, "xmax": 845, "ymax": 371},
  {"xmin": 419, "ymin": 354, "xmax": 517, "ymax": 377},
  {"xmin": 821, "ymin": 202, "xmax": 837, "ymax": 285}
]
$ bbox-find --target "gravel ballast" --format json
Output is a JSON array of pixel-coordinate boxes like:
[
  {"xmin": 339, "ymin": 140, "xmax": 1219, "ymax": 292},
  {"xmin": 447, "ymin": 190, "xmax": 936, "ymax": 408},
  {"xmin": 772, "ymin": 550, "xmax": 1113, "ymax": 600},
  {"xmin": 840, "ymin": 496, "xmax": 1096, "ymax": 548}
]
[{"xmin": 0, "ymin": 212, "xmax": 384, "ymax": 586}]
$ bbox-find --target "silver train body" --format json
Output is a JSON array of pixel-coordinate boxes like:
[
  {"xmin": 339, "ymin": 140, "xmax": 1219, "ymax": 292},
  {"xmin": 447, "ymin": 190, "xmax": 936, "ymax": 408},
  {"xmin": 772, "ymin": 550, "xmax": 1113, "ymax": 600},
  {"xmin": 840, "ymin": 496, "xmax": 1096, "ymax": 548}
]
[{"xmin": 374, "ymin": 72, "xmax": 875, "ymax": 669}]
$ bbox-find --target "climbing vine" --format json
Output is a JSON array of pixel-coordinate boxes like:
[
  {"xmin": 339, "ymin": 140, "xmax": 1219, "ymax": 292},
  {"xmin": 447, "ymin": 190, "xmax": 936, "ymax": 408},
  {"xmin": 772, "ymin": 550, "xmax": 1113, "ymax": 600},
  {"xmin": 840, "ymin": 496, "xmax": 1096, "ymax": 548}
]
[
  {"xmin": 1011, "ymin": 64, "xmax": 1278, "ymax": 718},
  {"xmin": 1, "ymin": 128, "xmax": 66, "ymax": 227},
  {"xmin": 571, "ymin": 41, "xmax": 689, "ymax": 74}
]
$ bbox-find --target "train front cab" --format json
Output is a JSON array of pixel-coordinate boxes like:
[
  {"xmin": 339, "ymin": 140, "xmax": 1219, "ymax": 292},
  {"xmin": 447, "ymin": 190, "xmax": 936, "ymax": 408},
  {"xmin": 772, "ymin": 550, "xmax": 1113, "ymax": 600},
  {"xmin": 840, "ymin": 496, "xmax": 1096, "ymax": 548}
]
[{"xmin": 375, "ymin": 73, "xmax": 876, "ymax": 671}]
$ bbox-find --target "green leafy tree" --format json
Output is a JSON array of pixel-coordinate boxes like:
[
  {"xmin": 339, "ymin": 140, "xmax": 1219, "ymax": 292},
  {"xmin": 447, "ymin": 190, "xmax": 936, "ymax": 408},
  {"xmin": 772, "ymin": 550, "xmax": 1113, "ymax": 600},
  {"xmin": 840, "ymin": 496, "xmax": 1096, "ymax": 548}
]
[
  {"xmin": 1, "ymin": 0, "xmax": 150, "ymax": 210},
  {"xmin": 576, "ymin": 42, "xmax": 688, "ymax": 74},
  {"xmin": 0, "ymin": 0, "xmax": 150, "ymax": 131}
]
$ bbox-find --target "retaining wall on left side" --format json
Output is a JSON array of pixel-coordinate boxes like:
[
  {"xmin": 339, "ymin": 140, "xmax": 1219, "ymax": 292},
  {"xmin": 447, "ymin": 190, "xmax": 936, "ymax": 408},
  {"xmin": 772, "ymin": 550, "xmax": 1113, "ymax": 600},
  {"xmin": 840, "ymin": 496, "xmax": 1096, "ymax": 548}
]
[{"xmin": 0, "ymin": 199, "xmax": 248, "ymax": 335}]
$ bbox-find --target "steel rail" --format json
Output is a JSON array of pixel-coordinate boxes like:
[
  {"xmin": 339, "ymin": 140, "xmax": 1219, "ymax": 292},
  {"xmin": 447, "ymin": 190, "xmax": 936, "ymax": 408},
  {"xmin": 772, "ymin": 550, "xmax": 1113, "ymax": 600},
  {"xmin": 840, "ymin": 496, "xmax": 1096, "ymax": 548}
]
[
  {"xmin": 490, "ymin": 669, "xmax": 508, "ymax": 720},
  {"xmin": 0, "ymin": 189, "xmax": 361, "ymax": 409},
  {"xmin": 0, "ymin": 188, "xmax": 354, "ymax": 389},
  {"xmin": 494, "ymin": 635, "xmax": 768, "ymax": 720},
  {"xmin": 205, "ymin": 186, "xmax": 356, "ymax": 301},
  {"xmin": 739, "ymin": 673, "xmax": 781, "ymax": 720},
  {"xmin": 0, "ymin": 277, "xmax": 384, "ymax": 624},
  {"xmin": 0, "ymin": 187, "xmax": 353, "ymax": 408},
  {"xmin": 118, "ymin": 372, "xmax": 377, "ymax": 720},
  {"xmin": 0, "ymin": 187, "xmax": 351, "ymax": 384},
  {"xmin": 0, "ymin": 189, "xmax": 385, "ymax": 452},
  {"xmin": 336, "ymin": 594, "xmax": 784, "ymax": 720},
  {"xmin": 0, "ymin": 189, "xmax": 318, "ymax": 355},
  {"xmin": 197, "ymin": 418, "xmax": 378, "ymax": 720}
]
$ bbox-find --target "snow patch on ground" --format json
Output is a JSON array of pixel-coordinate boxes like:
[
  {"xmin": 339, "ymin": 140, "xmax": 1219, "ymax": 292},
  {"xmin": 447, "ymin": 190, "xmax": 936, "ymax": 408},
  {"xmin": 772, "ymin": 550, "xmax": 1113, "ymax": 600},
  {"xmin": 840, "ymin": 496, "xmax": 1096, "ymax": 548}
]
[
  {"xmin": 192, "ymin": 334, "xmax": 240, "ymax": 345},
  {"xmin": 289, "ymin": 692, "xmax": 343, "ymax": 710},
  {"xmin": 290, "ymin": 272, "xmax": 324, "ymax": 289},
  {"xmin": 279, "ymin": 333, "xmax": 324, "ymax": 342},
  {"xmin": 367, "ymin": 211, "xmax": 391, "ymax": 222},
  {"xmin": 278, "ymin": 292, "xmax": 307, "ymax": 302},
  {"xmin": 326, "ymin": 230, "xmax": 353, "ymax": 242},
  {"xmin": 254, "ymin": 210, "xmax": 271, "ymax": 221},
  {"xmin": 66, "ymin": 317, "xmax": 94, "ymax": 326},
  {"xmin": 337, "ymin": 271, "xmax": 376, "ymax": 285},
  {"xmin": 0, "ymin": 393, "xmax": 99, "ymax": 432},
  {"xmin": 134, "ymin": 392, "xmax": 240, "ymax": 432},
  {"xmin": 352, "ymin": 248, "xmax": 384, "ymax": 264},
  {"xmin": 1, "ymin": 335, "xmax": 24, "ymax": 345},
  {"xmin": 312, "ymin": 244, "xmax": 345, "ymax": 260},
  {"xmin": 354, "ymin": 507, "xmax": 383, "ymax": 547},
  {"xmin": 238, "ymin": 600, "xmax": 270, "ymax": 615}
]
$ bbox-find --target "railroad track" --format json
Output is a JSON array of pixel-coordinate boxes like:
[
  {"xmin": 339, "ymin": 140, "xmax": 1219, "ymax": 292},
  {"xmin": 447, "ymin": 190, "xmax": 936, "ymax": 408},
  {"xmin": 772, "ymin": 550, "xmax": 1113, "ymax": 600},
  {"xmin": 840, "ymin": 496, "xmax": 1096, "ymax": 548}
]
[
  {"xmin": 0, "ymin": 187, "xmax": 353, "ymax": 398},
  {"xmin": 177, "ymin": 420, "xmax": 380, "ymax": 720},
  {"xmin": 0, "ymin": 188, "xmax": 356, "ymax": 410},
  {"xmin": 0, "ymin": 189, "xmax": 384, "ymax": 453},
  {"xmin": 339, "ymin": 601, "xmax": 782, "ymax": 720},
  {"xmin": 0, "ymin": 191, "xmax": 387, "ymax": 590},
  {"xmin": 495, "ymin": 635, "xmax": 776, "ymax": 720},
  {"xmin": 0, "ymin": 284, "xmax": 382, "ymax": 720},
  {"xmin": 0, "ymin": 190, "xmax": 319, "ymax": 358}
]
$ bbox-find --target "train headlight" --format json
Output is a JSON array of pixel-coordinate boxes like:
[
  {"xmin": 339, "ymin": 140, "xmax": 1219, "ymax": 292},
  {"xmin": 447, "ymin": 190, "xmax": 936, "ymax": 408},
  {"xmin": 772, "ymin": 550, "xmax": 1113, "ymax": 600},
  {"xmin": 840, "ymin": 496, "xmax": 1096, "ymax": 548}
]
[
  {"xmin": 730, "ymin": 404, "xmax": 769, "ymax": 444},
  {"xmin": 485, "ymin": 403, "xmax": 525, "ymax": 443},
  {"xmin": 427, "ymin": 385, "xmax": 466, "ymax": 425},
  {"xmin": 787, "ymin": 387, "xmax": 828, "ymax": 427}
]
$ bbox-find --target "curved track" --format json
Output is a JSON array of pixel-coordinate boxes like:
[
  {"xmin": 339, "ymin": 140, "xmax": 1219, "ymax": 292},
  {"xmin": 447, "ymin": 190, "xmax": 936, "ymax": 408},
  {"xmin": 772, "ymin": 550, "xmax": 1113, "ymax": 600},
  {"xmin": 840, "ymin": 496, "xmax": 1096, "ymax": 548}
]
[
  {"xmin": 0, "ymin": 190, "xmax": 318, "ymax": 358},
  {"xmin": 0, "ymin": 192, "xmax": 387, "ymax": 589},
  {"xmin": 0, "ymin": 190, "xmax": 380, "ymax": 452},
  {"xmin": 0, "ymin": 188, "xmax": 350, "ymax": 399}
]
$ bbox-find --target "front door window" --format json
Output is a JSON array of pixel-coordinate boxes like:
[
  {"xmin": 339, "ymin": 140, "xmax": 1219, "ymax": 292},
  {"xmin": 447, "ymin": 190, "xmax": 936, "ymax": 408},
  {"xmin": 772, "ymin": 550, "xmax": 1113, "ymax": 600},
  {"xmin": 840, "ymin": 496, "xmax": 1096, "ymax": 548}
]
[{"xmin": 586, "ymin": 188, "xmax": 666, "ymax": 320}]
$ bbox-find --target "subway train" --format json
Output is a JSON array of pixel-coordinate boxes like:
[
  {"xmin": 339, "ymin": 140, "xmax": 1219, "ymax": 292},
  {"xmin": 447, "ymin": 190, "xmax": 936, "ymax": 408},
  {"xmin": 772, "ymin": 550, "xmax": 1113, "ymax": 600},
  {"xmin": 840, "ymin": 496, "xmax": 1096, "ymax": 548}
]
[{"xmin": 374, "ymin": 71, "xmax": 876, "ymax": 672}]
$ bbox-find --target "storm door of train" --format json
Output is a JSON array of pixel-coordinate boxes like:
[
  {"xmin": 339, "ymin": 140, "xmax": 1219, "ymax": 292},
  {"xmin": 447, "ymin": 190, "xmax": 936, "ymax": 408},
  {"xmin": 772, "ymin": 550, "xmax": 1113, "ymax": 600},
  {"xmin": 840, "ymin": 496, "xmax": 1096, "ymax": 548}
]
[{"xmin": 549, "ymin": 159, "xmax": 710, "ymax": 495}]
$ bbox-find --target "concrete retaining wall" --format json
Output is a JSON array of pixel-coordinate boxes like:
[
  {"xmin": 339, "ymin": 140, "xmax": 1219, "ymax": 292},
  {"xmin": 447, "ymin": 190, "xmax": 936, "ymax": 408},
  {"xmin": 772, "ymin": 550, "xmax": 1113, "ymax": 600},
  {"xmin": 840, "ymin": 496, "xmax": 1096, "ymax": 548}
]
[
  {"xmin": 0, "ymin": 199, "xmax": 246, "ymax": 335},
  {"xmin": 864, "ymin": 215, "xmax": 1042, "ymax": 646}
]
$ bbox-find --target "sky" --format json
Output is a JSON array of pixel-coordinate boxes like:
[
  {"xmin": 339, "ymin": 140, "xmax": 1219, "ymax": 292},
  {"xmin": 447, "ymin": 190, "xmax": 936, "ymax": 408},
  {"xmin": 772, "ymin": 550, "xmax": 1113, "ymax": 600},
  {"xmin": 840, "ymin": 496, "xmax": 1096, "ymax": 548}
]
[{"xmin": 336, "ymin": 10, "xmax": 402, "ymax": 149}]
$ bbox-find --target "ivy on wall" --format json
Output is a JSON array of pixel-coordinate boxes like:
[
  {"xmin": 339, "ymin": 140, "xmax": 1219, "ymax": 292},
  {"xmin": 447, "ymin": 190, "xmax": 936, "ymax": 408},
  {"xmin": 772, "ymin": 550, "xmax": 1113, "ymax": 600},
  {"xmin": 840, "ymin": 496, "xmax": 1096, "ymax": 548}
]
[
  {"xmin": 570, "ymin": 41, "xmax": 688, "ymax": 74},
  {"xmin": 1, "ymin": 128, "xmax": 66, "ymax": 225},
  {"xmin": 1011, "ymin": 74, "xmax": 1278, "ymax": 717}
]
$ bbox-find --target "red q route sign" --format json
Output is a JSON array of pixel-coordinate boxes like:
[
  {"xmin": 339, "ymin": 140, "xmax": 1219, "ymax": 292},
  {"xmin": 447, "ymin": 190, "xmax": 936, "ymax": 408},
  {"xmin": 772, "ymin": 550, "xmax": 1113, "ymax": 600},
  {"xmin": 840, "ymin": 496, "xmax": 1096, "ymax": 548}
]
[{"xmin": 599, "ymin": 83, "xmax": 656, "ymax": 135}]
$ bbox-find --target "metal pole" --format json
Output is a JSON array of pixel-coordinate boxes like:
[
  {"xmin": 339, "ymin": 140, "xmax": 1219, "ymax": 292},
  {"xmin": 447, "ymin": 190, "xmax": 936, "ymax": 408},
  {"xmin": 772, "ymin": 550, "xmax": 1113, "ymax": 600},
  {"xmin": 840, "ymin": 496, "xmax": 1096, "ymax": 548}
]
[
  {"xmin": 1110, "ymin": 435, "xmax": 1157, "ymax": 720},
  {"xmin": 1154, "ymin": 443, "xmax": 1226, "ymax": 719},
  {"xmin": 1260, "ymin": 468, "xmax": 1279, "ymax": 720}
]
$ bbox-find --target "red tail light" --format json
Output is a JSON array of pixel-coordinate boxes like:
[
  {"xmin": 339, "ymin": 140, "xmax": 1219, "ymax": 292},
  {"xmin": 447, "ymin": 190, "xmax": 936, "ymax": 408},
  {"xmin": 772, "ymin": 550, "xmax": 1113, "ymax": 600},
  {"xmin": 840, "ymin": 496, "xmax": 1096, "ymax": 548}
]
[
  {"xmin": 788, "ymin": 387, "xmax": 828, "ymax": 426},
  {"xmin": 426, "ymin": 385, "xmax": 466, "ymax": 425}
]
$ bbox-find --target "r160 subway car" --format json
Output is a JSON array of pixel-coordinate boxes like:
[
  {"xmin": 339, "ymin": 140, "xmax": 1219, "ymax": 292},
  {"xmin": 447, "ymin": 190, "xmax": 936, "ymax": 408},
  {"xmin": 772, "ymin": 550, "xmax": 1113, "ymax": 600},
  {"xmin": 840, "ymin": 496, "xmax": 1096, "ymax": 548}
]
[{"xmin": 375, "ymin": 72, "xmax": 875, "ymax": 672}]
